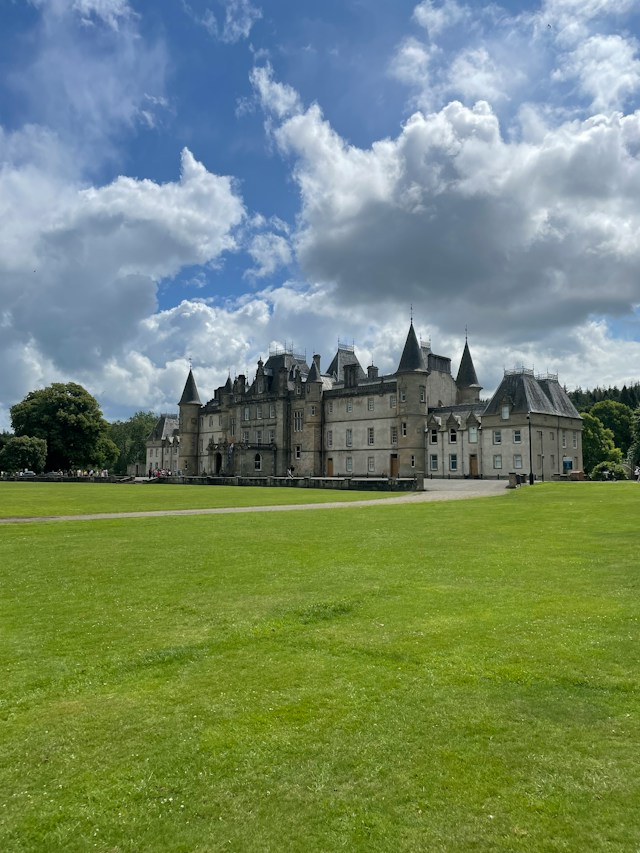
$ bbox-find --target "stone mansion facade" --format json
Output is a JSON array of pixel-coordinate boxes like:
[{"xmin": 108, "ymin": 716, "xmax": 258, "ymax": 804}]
[{"xmin": 146, "ymin": 322, "xmax": 583, "ymax": 481}]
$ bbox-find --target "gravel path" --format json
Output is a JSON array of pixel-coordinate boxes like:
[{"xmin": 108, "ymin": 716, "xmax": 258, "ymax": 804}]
[{"xmin": 0, "ymin": 480, "xmax": 509, "ymax": 525}]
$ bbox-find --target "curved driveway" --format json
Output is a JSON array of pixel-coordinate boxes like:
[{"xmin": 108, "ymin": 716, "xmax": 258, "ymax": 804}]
[{"xmin": 0, "ymin": 480, "xmax": 509, "ymax": 525}]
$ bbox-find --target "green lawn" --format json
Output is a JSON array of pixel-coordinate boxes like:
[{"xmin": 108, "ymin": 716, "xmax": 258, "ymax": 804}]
[
  {"xmin": 0, "ymin": 483, "xmax": 638, "ymax": 852},
  {"xmin": 0, "ymin": 481, "xmax": 390, "ymax": 518}
]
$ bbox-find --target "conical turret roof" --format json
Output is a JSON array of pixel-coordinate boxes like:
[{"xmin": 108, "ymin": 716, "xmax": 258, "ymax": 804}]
[
  {"xmin": 456, "ymin": 339, "xmax": 480, "ymax": 388},
  {"xmin": 397, "ymin": 322, "xmax": 427, "ymax": 373},
  {"xmin": 179, "ymin": 368, "xmax": 201, "ymax": 406}
]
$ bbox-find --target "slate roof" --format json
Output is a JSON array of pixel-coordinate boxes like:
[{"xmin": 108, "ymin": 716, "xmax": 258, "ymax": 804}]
[
  {"xmin": 148, "ymin": 414, "xmax": 179, "ymax": 441},
  {"xmin": 456, "ymin": 340, "xmax": 480, "ymax": 389},
  {"xmin": 326, "ymin": 346, "xmax": 366, "ymax": 382},
  {"xmin": 483, "ymin": 370, "xmax": 581, "ymax": 417},
  {"xmin": 397, "ymin": 322, "xmax": 427, "ymax": 373},
  {"xmin": 179, "ymin": 368, "xmax": 201, "ymax": 406}
]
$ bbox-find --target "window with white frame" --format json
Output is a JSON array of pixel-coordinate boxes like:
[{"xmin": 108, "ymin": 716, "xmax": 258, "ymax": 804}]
[
  {"xmin": 368, "ymin": 397, "xmax": 374, "ymax": 411},
  {"xmin": 400, "ymin": 389, "xmax": 406, "ymax": 402},
  {"xmin": 501, "ymin": 404, "xmax": 510, "ymax": 420},
  {"xmin": 346, "ymin": 456, "xmax": 353, "ymax": 473},
  {"xmin": 295, "ymin": 445, "xmax": 301, "ymax": 459},
  {"xmin": 230, "ymin": 417, "xmax": 236, "ymax": 436},
  {"xmin": 430, "ymin": 454, "xmax": 438, "ymax": 471},
  {"xmin": 346, "ymin": 400, "xmax": 353, "ymax": 413},
  {"xmin": 268, "ymin": 429, "xmax": 275, "ymax": 444},
  {"xmin": 242, "ymin": 430, "xmax": 249, "ymax": 443},
  {"xmin": 493, "ymin": 430, "xmax": 502, "ymax": 444},
  {"xmin": 391, "ymin": 426, "xmax": 398, "ymax": 444},
  {"xmin": 346, "ymin": 428, "xmax": 353, "ymax": 447},
  {"xmin": 449, "ymin": 453, "xmax": 457, "ymax": 471},
  {"xmin": 327, "ymin": 401, "xmax": 333, "ymax": 413},
  {"xmin": 390, "ymin": 394, "xmax": 397, "ymax": 408},
  {"xmin": 573, "ymin": 432, "xmax": 577, "ymax": 448},
  {"xmin": 562, "ymin": 430, "xmax": 567, "ymax": 448},
  {"xmin": 513, "ymin": 429, "xmax": 521, "ymax": 443},
  {"xmin": 468, "ymin": 426, "xmax": 478, "ymax": 443},
  {"xmin": 367, "ymin": 456, "xmax": 375, "ymax": 473},
  {"xmin": 269, "ymin": 403, "xmax": 276, "ymax": 418},
  {"xmin": 243, "ymin": 406, "xmax": 250, "ymax": 421},
  {"xmin": 430, "ymin": 428, "xmax": 438, "ymax": 444},
  {"xmin": 294, "ymin": 410, "xmax": 303, "ymax": 432},
  {"xmin": 402, "ymin": 421, "xmax": 407, "ymax": 437},
  {"xmin": 493, "ymin": 454, "xmax": 502, "ymax": 469},
  {"xmin": 327, "ymin": 429, "xmax": 333, "ymax": 447},
  {"xmin": 514, "ymin": 454, "xmax": 523, "ymax": 469},
  {"xmin": 310, "ymin": 405, "xmax": 316, "ymax": 416},
  {"xmin": 368, "ymin": 427, "xmax": 374, "ymax": 445},
  {"xmin": 257, "ymin": 404, "xmax": 262, "ymax": 419},
  {"xmin": 450, "ymin": 428, "xmax": 457, "ymax": 443},
  {"xmin": 419, "ymin": 386, "xmax": 426, "ymax": 403},
  {"xmin": 255, "ymin": 429, "xmax": 262, "ymax": 445}
]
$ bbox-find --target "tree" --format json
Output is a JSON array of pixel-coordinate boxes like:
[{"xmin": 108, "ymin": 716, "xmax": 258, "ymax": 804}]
[
  {"xmin": 0, "ymin": 435, "xmax": 47, "ymax": 473},
  {"xmin": 580, "ymin": 412, "xmax": 622, "ymax": 474},
  {"xmin": 628, "ymin": 406, "xmax": 640, "ymax": 468},
  {"xmin": 108, "ymin": 411, "xmax": 158, "ymax": 475},
  {"xmin": 10, "ymin": 382, "xmax": 119, "ymax": 470},
  {"xmin": 589, "ymin": 400, "xmax": 634, "ymax": 456}
]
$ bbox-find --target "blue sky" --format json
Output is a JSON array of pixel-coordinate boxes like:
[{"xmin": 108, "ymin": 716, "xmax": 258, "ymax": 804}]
[{"xmin": 1, "ymin": 0, "xmax": 640, "ymax": 426}]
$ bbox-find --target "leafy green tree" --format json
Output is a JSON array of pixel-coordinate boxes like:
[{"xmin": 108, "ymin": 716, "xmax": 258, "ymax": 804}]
[
  {"xmin": 10, "ymin": 382, "xmax": 118, "ymax": 470},
  {"xmin": 580, "ymin": 412, "xmax": 622, "ymax": 474},
  {"xmin": 628, "ymin": 406, "xmax": 640, "ymax": 468},
  {"xmin": 589, "ymin": 400, "xmax": 634, "ymax": 456},
  {"xmin": 109, "ymin": 411, "xmax": 158, "ymax": 475},
  {"xmin": 0, "ymin": 435, "xmax": 47, "ymax": 473}
]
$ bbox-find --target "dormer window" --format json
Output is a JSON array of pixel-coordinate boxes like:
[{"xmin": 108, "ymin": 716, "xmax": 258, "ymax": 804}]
[{"xmin": 501, "ymin": 404, "xmax": 510, "ymax": 420}]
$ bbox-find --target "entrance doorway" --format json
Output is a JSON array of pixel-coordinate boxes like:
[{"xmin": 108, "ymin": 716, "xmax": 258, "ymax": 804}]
[
  {"xmin": 469, "ymin": 454, "xmax": 478, "ymax": 477},
  {"xmin": 390, "ymin": 454, "xmax": 399, "ymax": 478},
  {"xmin": 327, "ymin": 458, "xmax": 334, "ymax": 476},
  {"xmin": 214, "ymin": 452, "xmax": 223, "ymax": 474}
]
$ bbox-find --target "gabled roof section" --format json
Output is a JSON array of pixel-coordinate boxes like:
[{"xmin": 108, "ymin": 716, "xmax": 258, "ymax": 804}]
[
  {"xmin": 456, "ymin": 340, "xmax": 480, "ymax": 388},
  {"xmin": 397, "ymin": 322, "xmax": 427, "ymax": 373},
  {"xmin": 148, "ymin": 414, "xmax": 179, "ymax": 441},
  {"xmin": 327, "ymin": 346, "xmax": 366, "ymax": 382},
  {"xmin": 179, "ymin": 368, "xmax": 201, "ymax": 406}
]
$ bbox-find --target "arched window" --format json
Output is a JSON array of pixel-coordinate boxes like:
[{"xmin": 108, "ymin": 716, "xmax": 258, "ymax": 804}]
[{"xmin": 254, "ymin": 453, "xmax": 262, "ymax": 472}]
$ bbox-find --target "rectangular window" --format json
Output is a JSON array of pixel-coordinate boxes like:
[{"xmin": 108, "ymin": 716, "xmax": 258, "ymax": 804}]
[
  {"xmin": 295, "ymin": 445, "xmax": 301, "ymax": 459},
  {"xmin": 268, "ymin": 429, "xmax": 275, "ymax": 444},
  {"xmin": 449, "ymin": 453, "xmax": 457, "ymax": 471},
  {"xmin": 269, "ymin": 403, "xmax": 276, "ymax": 418},
  {"xmin": 367, "ymin": 456, "xmax": 375, "ymax": 473},
  {"xmin": 218, "ymin": 414, "xmax": 222, "ymax": 427},
  {"xmin": 346, "ymin": 456, "xmax": 353, "ymax": 473},
  {"xmin": 328, "ymin": 401, "xmax": 333, "ymax": 413},
  {"xmin": 391, "ymin": 426, "xmax": 398, "ymax": 445},
  {"xmin": 501, "ymin": 405, "xmax": 510, "ymax": 420},
  {"xmin": 450, "ymin": 429, "xmax": 457, "ymax": 443},
  {"xmin": 573, "ymin": 432, "xmax": 577, "ymax": 448},
  {"xmin": 255, "ymin": 429, "xmax": 262, "ymax": 445},
  {"xmin": 402, "ymin": 421, "xmax": 407, "ymax": 437},
  {"xmin": 242, "ymin": 431, "xmax": 249, "ymax": 443},
  {"xmin": 514, "ymin": 454, "xmax": 523, "ymax": 469},
  {"xmin": 419, "ymin": 386, "xmax": 426, "ymax": 403},
  {"xmin": 209, "ymin": 416, "xmax": 213, "ymax": 427},
  {"xmin": 562, "ymin": 430, "xmax": 567, "ymax": 448},
  {"xmin": 346, "ymin": 428, "xmax": 353, "ymax": 447},
  {"xmin": 550, "ymin": 431, "xmax": 555, "ymax": 440},
  {"xmin": 411, "ymin": 455, "xmax": 416, "ymax": 468},
  {"xmin": 294, "ymin": 410, "xmax": 303, "ymax": 432},
  {"xmin": 254, "ymin": 454, "xmax": 262, "ymax": 471},
  {"xmin": 430, "ymin": 428, "xmax": 438, "ymax": 444},
  {"xmin": 310, "ymin": 405, "xmax": 316, "ymax": 416},
  {"xmin": 327, "ymin": 430, "xmax": 333, "ymax": 447},
  {"xmin": 400, "ymin": 389, "xmax": 407, "ymax": 402},
  {"xmin": 243, "ymin": 406, "xmax": 250, "ymax": 421},
  {"xmin": 346, "ymin": 400, "xmax": 353, "ymax": 413},
  {"xmin": 513, "ymin": 429, "xmax": 521, "ymax": 443},
  {"xmin": 368, "ymin": 427, "xmax": 374, "ymax": 445},
  {"xmin": 390, "ymin": 394, "xmax": 397, "ymax": 408},
  {"xmin": 430, "ymin": 454, "xmax": 438, "ymax": 471},
  {"xmin": 256, "ymin": 404, "xmax": 262, "ymax": 419},
  {"xmin": 493, "ymin": 430, "xmax": 502, "ymax": 444},
  {"xmin": 493, "ymin": 454, "xmax": 502, "ymax": 469},
  {"xmin": 468, "ymin": 426, "xmax": 478, "ymax": 443},
  {"xmin": 368, "ymin": 397, "xmax": 374, "ymax": 411},
  {"xmin": 230, "ymin": 417, "xmax": 236, "ymax": 437}
]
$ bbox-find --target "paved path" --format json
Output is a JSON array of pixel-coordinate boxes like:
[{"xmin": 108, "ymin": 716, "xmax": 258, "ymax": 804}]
[{"xmin": 0, "ymin": 480, "xmax": 509, "ymax": 525}]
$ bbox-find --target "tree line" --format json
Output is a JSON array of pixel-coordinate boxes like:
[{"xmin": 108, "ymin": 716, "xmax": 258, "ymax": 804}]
[
  {"xmin": 0, "ymin": 382, "xmax": 157, "ymax": 476},
  {"xmin": 568, "ymin": 386, "xmax": 640, "ymax": 478}
]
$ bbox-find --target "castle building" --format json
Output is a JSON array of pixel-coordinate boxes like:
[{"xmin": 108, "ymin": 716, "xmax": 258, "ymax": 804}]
[{"xmin": 146, "ymin": 322, "xmax": 583, "ymax": 481}]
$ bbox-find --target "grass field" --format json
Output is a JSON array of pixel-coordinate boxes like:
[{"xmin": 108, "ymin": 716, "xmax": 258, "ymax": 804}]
[
  {"xmin": 0, "ymin": 481, "xmax": 390, "ymax": 518},
  {"xmin": 1, "ymin": 482, "xmax": 638, "ymax": 852}
]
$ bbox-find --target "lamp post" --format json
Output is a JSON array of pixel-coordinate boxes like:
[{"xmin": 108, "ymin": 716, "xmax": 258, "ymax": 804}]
[{"xmin": 527, "ymin": 413, "xmax": 534, "ymax": 485}]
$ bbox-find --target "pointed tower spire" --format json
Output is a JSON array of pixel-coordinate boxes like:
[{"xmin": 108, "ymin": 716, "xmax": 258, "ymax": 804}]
[
  {"xmin": 179, "ymin": 367, "xmax": 201, "ymax": 406},
  {"xmin": 456, "ymin": 338, "xmax": 482, "ymax": 403},
  {"xmin": 397, "ymin": 321, "xmax": 427, "ymax": 373}
]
